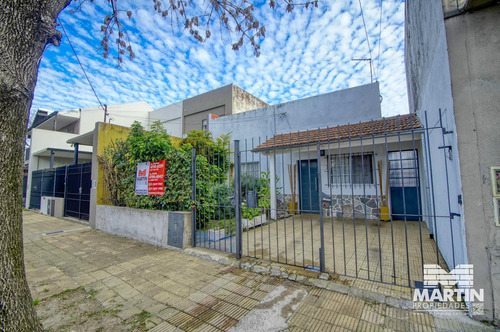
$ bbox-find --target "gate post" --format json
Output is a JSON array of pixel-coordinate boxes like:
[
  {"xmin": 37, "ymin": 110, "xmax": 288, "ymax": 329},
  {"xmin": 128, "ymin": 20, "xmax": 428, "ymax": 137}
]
[
  {"xmin": 191, "ymin": 147, "xmax": 196, "ymax": 248},
  {"xmin": 317, "ymin": 141, "xmax": 326, "ymax": 272},
  {"xmin": 234, "ymin": 140, "xmax": 242, "ymax": 259}
]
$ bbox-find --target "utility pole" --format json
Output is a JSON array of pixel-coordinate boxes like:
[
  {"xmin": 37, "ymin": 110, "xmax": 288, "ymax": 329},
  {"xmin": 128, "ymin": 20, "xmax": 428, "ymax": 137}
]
[
  {"xmin": 103, "ymin": 104, "xmax": 108, "ymax": 123},
  {"xmin": 352, "ymin": 58, "xmax": 373, "ymax": 83}
]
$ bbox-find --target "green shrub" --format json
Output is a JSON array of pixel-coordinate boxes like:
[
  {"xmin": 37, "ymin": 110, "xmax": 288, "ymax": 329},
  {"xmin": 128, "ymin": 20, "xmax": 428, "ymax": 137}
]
[
  {"xmin": 100, "ymin": 122, "xmax": 229, "ymax": 227},
  {"xmin": 242, "ymin": 203, "xmax": 260, "ymax": 220}
]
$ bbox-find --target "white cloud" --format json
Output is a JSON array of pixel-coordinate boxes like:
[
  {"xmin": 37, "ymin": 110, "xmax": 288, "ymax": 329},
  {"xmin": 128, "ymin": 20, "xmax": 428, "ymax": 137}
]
[{"xmin": 31, "ymin": 0, "xmax": 409, "ymax": 121}]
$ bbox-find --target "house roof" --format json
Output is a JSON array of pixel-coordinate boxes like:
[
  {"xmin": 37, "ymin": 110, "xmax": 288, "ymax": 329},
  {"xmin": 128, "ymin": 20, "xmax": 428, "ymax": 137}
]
[
  {"xmin": 252, "ymin": 113, "xmax": 422, "ymax": 152},
  {"xmin": 27, "ymin": 111, "xmax": 79, "ymax": 134},
  {"xmin": 28, "ymin": 110, "xmax": 57, "ymax": 132}
]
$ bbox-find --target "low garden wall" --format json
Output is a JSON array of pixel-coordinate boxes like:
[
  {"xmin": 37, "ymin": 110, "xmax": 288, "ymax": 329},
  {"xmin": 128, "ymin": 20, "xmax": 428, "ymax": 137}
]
[{"xmin": 95, "ymin": 205, "xmax": 191, "ymax": 249}]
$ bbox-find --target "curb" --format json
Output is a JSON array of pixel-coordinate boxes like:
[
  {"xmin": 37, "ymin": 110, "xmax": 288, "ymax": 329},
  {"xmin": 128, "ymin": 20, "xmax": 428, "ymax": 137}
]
[{"xmin": 179, "ymin": 246, "xmax": 415, "ymax": 311}]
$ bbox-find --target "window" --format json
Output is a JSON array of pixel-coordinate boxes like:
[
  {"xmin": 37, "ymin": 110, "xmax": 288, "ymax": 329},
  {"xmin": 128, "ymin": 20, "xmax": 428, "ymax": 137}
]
[
  {"xmin": 201, "ymin": 119, "xmax": 208, "ymax": 130},
  {"xmin": 241, "ymin": 162, "xmax": 260, "ymax": 178},
  {"xmin": 330, "ymin": 153, "xmax": 373, "ymax": 185},
  {"xmin": 388, "ymin": 151, "xmax": 419, "ymax": 187}
]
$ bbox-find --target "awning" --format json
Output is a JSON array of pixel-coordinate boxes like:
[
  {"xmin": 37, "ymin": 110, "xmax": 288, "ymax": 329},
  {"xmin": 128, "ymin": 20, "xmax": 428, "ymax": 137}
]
[
  {"xmin": 32, "ymin": 148, "xmax": 92, "ymax": 160},
  {"xmin": 67, "ymin": 130, "xmax": 94, "ymax": 146},
  {"xmin": 28, "ymin": 112, "xmax": 79, "ymax": 134}
]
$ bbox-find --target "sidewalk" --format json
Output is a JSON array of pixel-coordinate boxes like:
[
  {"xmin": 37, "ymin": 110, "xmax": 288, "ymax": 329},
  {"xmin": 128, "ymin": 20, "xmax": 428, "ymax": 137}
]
[{"xmin": 23, "ymin": 211, "xmax": 494, "ymax": 331}]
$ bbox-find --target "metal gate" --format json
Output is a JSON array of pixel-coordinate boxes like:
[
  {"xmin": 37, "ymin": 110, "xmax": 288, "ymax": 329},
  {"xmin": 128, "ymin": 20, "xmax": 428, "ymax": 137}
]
[
  {"xmin": 29, "ymin": 167, "xmax": 65, "ymax": 209},
  {"xmin": 28, "ymin": 163, "xmax": 91, "ymax": 221},
  {"xmin": 192, "ymin": 112, "xmax": 463, "ymax": 288},
  {"xmin": 191, "ymin": 142, "xmax": 239, "ymax": 254},
  {"xmin": 29, "ymin": 170, "xmax": 45, "ymax": 209},
  {"xmin": 64, "ymin": 163, "xmax": 92, "ymax": 220}
]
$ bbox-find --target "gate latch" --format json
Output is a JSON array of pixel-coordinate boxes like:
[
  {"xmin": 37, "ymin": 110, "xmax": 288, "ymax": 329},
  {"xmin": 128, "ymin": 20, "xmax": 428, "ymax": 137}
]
[{"xmin": 450, "ymin": 212, "xmax": 461, "ymax": 219}]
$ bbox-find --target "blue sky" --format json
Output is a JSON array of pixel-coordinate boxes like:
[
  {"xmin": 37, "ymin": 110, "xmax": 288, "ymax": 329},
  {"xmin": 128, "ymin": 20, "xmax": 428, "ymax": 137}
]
[{"xmin": 31, "ymin": 0, "xmax": 407, "ymax": 119}]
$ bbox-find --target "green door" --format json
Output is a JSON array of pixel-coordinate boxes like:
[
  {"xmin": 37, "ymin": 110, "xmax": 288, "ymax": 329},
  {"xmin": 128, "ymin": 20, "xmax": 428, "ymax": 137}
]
[
  {"xmin": 388, "ymin": 150, "xmax": 421, "ymax": 221},
  {"xmin": 299, "ymin": 159, "xmax": 320, "ymax": 213}
]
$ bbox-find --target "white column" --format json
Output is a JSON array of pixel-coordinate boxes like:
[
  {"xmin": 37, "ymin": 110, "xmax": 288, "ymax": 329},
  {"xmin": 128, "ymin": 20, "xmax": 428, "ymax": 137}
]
[
  {"xmin": 270, "ymin": 153, "xmax": 277, "ymax": 220},
  {"xmin": 25, "ymin": 156, "xmax": 36, "ymax": 209},
  {"xmin": 88, "ymin": 124, "xmax": 99, "ymax": 229}
]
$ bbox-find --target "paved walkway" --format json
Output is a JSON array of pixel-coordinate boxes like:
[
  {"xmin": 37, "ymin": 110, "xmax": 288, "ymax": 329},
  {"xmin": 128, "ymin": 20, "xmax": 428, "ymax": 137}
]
[{"xmin": 24, "ymin": 211, "xmax": 493, "ymax": 331}]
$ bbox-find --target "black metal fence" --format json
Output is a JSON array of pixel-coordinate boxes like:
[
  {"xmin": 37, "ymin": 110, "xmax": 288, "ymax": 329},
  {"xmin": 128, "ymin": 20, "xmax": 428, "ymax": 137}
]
[
  {"xmin": 192, "ymin": 113, "xmax": 462, "ymax": 288},
  {"xmin": 28, "ymin": 163, "xmax": 92, "ymax": 220}
]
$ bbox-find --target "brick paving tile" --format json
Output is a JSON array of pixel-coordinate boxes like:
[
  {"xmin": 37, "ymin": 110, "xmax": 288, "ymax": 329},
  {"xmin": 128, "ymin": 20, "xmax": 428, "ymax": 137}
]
[
  {"xmin": 157, "ymin": 307, "xmax": 181, "ymax": 320},
  {"xmin": 149, "ymin": 321, "xmax": 184, "ymax": 332},
  {"xmin": 191, "ymin": 324, "xmax": 221, "ymax": 332},
  {"xmin": 356, "ymin": 320, "xmax": 385, "ymax": 332},
  {"xmin": 179, "ymin": 317, "xmax": 206, "ymax": 332},
  {"xmin": 167, "ymin": 311, "xmax": 194, "ymax": 326}
]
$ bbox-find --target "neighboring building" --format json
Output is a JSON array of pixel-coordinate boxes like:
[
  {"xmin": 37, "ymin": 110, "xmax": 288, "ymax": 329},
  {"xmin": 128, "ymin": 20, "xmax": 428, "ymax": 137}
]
[
  {"xmin": 149, "ymin": 102, "xmax": 183, "ymax": 137},
  {"xmin": 209, "ymin": 83, "xmax": 382, "ymax": 188},
  {"xmin": 182, "ymin": 84, "xmax": 268, "ymax": 134},
  {"xmin": 151, "ymin": 84, "xmax": 268, "ymax": 136},
  {"xmin": 209, "ymin": 82, "xmax": 382, "ymax": 143},
  {"xmin": 405, "ymin": 0, "xmax": 500, "ymax": 321},
  {"xmin": 80, "ymin": 101, "xmax": 153, "ymax": 133},
  {"xmin": 26, "ymin": 85, "xmax": 264, "ymax": 216},
  {"xmin": 25, "ymin": 101, "xmax": 153, "ymax": 210}
]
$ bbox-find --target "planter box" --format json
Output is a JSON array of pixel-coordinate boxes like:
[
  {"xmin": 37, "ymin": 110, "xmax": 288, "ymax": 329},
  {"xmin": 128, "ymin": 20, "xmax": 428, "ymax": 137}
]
[
  {"xmin": 242, "ymin": 214, "xmax": 267, "ymax": 230},
  {"xmin": 195, "ymin": 229, "xmax": 233, "ymax": 242},
  {"xmin": 95, "ymin": 205, "xmax": 191, "ymax": 249}
]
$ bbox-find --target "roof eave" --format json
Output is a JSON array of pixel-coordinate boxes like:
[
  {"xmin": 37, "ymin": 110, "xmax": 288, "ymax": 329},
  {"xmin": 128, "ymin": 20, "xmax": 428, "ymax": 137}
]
[{"xmin": 252, "ymin": 128, "xmax": 424, "ymax": 153}]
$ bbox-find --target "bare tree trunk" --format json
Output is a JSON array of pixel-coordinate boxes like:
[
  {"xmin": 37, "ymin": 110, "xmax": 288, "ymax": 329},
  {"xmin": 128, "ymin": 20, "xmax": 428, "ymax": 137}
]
[{"xmin": 0, "ymin": 1, "xmax": 70, "ymax": 330}]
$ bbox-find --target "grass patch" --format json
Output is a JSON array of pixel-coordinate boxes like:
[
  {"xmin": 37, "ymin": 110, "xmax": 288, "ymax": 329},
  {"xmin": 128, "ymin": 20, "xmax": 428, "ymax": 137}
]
[
  {"xmin": 481, "ymin": 320, "xmax": 498, "ymax": 328},
  {"xmin": 50, "ymin": 287, "xmax": 83, "ymax": 299},
  {"xmin": 88, "ymin": 289, "xmax": 99, "ymax": 300},
  {"xmin": 86, "ymin": 308, "xmax": 120, "ymax": 318},
  {"xmin": 128, "ymin": 310, "xmax": 152, "ymax": 331}
]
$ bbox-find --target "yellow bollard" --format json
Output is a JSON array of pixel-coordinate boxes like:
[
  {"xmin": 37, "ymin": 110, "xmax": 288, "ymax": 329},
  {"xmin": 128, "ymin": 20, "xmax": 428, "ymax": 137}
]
[{"xmin": 380, "ymin": 206, "xmax": 390, "ymax": 221}]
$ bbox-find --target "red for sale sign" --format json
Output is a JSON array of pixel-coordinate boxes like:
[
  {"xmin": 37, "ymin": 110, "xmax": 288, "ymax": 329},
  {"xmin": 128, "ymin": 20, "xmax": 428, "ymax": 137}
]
[{"xmin": 147, "ymin": 160, "xmax": 166, "ymax": 196}]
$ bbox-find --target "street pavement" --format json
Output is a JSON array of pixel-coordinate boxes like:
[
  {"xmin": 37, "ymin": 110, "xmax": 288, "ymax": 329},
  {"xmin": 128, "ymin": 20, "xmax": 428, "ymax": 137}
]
[{"xmin": 23, "ymin": 211, "xmax": 494, "ymax": 331}]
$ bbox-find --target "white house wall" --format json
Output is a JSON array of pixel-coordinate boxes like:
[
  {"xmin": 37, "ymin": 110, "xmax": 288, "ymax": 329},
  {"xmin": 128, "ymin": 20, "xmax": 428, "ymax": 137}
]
[
  {"xmin": 250, "ymin": 136, "xmax": 426, "ymax": 223},
  {"xmin": 405, "ymin": 0, "xmax": 474, "ymax": 318},
  {"xmin": 149, "ymin": 101, "xmax": 183, "ymax": 137},
  {"xmin": 210, "ymin": 83, "xmax": 382, "ymax": 143},
  {"xmin": 79, "ymin": 101, "xmax": 153, "ymax": 134}
]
